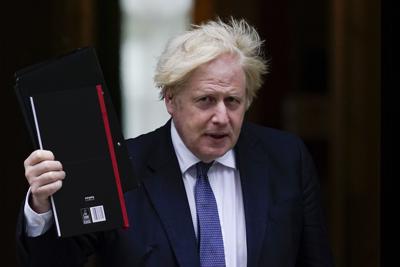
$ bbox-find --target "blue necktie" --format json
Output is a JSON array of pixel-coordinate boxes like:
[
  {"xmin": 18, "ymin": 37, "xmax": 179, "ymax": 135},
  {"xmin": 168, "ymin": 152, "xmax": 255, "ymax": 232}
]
[{"xmin": 195, "ymin": 161, "xmax": 226, "ymax": 267}]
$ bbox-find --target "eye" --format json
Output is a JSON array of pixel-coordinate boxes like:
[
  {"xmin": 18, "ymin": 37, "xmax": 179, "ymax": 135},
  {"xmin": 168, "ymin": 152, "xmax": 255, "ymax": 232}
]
[
  {"xmin": 224, "ymin": 96, "xmax": 241, "ymax": 109},
  {"xmin": 196, "ymin": 95, "xmax": 216, "ymax": 104},
  {"xmin": 198, "ymin": 96, "xmax": 213, "ymax": 103},
  {"xmin": 225, "ymin": 96, "xmax": 237, "ymax": 103},
  {"xmin": 195, "ymin": 95, "xmax": 215, "ymax": 109}
]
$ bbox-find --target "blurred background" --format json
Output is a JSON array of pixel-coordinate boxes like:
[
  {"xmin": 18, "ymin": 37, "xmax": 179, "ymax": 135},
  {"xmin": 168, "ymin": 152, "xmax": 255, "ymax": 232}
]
[{"xmin": 1, "ymin": 0, "xmax": 384, "ymax": 266}]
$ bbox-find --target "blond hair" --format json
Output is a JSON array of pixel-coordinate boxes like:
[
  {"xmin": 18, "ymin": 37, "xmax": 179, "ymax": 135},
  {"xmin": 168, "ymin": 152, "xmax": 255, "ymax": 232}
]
[{"xmin": 154, "ymin": 17, "xmax": 268, "ymax": 107}]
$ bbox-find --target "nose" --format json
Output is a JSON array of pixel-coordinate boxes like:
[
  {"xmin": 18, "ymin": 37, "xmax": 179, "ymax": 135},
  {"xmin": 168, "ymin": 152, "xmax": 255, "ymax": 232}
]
[{"xmin": 211, "ymin": 102, "xmax": 229, "ymax": 125}]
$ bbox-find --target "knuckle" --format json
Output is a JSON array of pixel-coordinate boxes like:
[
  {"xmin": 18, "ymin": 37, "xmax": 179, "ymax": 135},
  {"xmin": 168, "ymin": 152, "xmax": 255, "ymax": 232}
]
[
  {"xmin": 30, "ymin": 176, "xmax": 43, "ymax": 187},
  {"xmin": 43, "ymin": 161, "xmax": 60, "ymax": 174},
  {"xmin": 46, "ymin": 171, "xmax": 57, "ymax": 181},
  {"xmin": 23, "ymin": 158, "xmax": 29, "ymax": 168},
  {"xmin": 25, "ymin": 168, "xmax": 32, "ymax": 179},
  {"xmin": 47, "ymin": 150, "xmax": 55, "ymax": 160},
  {"xmin": 34, "ymin": 150, "xmax": 43, "ymax": 159},
  {"xmin": 37, "ymin": 150, "xmax": 55, "ymax": 161},
  {"xmin": 43, "ymin": 161, "xmax": 53, "ymax": 172},
  {"xmin": 24, "ymin": 150, "xmax": 39, "ymax": 167},
  {"xmin": 48, "ymin": 171, "xmax": 62, "ymax": 181}
]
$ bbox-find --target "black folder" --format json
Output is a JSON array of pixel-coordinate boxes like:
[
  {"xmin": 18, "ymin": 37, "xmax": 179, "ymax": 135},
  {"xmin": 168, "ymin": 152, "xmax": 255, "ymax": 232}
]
[{"xmin": 15, "ymin": 47, "xmax": 137, "ymax": 237}]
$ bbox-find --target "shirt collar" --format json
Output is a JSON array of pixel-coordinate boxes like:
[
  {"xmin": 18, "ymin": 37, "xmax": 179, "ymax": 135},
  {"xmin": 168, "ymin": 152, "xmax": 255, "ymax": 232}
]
[{"xmin": 170, "ymin": 120, "xmax": 236, "ymax": 174}]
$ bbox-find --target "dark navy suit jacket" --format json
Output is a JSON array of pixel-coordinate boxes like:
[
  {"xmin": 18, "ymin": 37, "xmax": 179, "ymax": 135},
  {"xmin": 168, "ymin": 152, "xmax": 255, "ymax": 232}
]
[{"xmin": 17, "ymin": 121, "xmax": 334, "ymax": 267}]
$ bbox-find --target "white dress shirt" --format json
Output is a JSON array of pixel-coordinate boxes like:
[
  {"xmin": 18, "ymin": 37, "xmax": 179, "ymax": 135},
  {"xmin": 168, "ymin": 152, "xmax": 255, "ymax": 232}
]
[
  {"xmin": 24, "ymin": 121, "xmax": 247, "ymax": 266},
  {"xmin": 170, "ymin": 121, "xmax": 247, "ymax": 267},
  {"xmin": 24, "ymin": 188, "xmax": 53, "ymax": 237}
]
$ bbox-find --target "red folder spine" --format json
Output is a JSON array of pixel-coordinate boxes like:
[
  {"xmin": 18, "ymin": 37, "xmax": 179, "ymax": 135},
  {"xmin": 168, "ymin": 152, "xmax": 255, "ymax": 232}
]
[{"xmin": 96, "ymin": 84, "xmax": 129, "ymax": 228}]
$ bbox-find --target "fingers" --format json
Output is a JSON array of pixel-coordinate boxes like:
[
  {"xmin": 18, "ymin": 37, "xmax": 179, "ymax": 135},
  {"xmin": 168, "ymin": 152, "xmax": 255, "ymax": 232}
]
[
  {"xmin": 23, "ymin": 150, "xmax": 65, "ymax": 213},
  {"xmin": 30, "ymin": 179, "xmax": 63, "ymax": 213},
  {"xmin": 25, "ymin": 159, "xmax": 63, "ymax": 182},
  {"xmin": 30, "ymin": 170, "xmax": 66, "ymax": 194},
  {"xmin": 24, "ymin": 149, "xmax": 55, "ymax": 168},
  {"xmin": 31, "ymin": 179, "xmax": 64, "ymax": 198}
]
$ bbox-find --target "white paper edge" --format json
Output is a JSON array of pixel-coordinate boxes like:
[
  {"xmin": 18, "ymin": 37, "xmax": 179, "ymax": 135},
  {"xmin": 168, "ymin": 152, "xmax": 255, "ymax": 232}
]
[{"xmin": 29, "ymin": 96, "xmax": 62, "ymax": 237}]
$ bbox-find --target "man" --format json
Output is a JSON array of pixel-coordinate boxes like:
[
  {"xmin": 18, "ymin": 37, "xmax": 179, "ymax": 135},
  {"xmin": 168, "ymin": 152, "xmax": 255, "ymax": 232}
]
[{"xmin": 17, "ymin": 18, "xmax": 334, "ymax": 266}]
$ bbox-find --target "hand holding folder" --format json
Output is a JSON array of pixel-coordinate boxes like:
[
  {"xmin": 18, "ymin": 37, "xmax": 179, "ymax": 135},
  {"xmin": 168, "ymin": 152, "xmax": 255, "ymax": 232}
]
[
  {"xmin": 24, "ymin": 149, "xmax": 65, "ymax": 214},
  {"xmin": 15, "ymin": 47, "xmax": 137, "ymax": 237}
]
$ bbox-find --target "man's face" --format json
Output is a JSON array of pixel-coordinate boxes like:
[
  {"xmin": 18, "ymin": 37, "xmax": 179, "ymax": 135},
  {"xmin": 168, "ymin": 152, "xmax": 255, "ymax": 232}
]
[{"xmin": 165, "ymin": 53, "xmax": 247, "ymax": 162}]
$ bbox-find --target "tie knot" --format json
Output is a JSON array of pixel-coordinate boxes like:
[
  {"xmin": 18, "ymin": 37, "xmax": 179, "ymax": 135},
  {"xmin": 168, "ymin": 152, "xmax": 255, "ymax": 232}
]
[{"xmin": 196, "ymin": 161, "xmax": 213, "ymax": 178}]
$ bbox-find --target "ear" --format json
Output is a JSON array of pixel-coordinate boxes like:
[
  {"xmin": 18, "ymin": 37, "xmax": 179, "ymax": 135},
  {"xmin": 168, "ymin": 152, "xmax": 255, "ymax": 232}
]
[{"xmin": 164, "ymin": 88, "xmax": 175, "ymax": 115}]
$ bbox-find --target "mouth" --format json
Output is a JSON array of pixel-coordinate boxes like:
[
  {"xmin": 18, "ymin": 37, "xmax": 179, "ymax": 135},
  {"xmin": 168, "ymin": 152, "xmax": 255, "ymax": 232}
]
[{"xmin": 205, "ymin": 133, "xmax": 229, "ymax": 140}]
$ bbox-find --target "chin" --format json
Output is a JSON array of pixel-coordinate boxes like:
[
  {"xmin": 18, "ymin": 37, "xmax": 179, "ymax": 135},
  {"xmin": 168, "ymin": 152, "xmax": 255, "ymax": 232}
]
[{"xmin": 200, "ymin": 149, "xmax": 229, "ymax": 161}]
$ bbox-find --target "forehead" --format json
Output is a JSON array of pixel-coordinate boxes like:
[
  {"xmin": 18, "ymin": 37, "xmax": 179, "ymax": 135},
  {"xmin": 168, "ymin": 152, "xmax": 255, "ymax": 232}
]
[{"xmin": 186, "ymin": 54, "xmax": 246, "ymax": 92}]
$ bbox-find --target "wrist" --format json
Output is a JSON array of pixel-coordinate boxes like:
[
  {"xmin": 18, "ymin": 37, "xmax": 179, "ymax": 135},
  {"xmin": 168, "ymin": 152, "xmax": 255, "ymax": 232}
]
[{"xmin": 30, "ymin": 195, "xmax": 51, "ymax": 214}]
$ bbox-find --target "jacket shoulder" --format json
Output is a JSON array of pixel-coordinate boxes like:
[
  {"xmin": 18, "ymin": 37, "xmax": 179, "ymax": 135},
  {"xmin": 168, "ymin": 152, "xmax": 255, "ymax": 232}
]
[
  {"xmin": 240, "ymin": 122, "xmax": 313, "ymax": 169},
  {"xmin": 242, "ymin": 122, "xmax": 303, "ymax": 149},
  {"xmin": 125, "ymin": 123, "xmax": 168, "ymax": 157}
]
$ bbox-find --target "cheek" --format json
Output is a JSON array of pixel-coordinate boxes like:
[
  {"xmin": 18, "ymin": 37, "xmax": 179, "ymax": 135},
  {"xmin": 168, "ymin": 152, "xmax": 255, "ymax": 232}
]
[
  {"xmin": 188, "ymin": 116, "xmax": 209, "ymax": 135},
  {"xmin": 230, "ymin": 110, "xmax": 245, "ymax": 128},
  {"xmin": 174, "ymin": 112, "xmax": 205, "ymax": 140}
]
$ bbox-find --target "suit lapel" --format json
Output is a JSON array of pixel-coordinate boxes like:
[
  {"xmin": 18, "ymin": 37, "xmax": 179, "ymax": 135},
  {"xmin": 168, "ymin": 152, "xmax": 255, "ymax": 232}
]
[
  {"xmin": 138, "ymin": 122, "xmax": 272, "ymax": 266},
  {"xmin": 236, "ymin": 124, "xmax": 272, "ymax": 267},
  {"xmin": 141, "ymin": 123, "xmax": 199, "ymax": 267}
]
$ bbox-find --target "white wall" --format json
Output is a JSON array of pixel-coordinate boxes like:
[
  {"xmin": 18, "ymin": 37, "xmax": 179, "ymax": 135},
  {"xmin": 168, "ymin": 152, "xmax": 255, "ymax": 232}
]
[{"xmin": 120, "ymin": 0, "xmax": 193, "ymax": 138}]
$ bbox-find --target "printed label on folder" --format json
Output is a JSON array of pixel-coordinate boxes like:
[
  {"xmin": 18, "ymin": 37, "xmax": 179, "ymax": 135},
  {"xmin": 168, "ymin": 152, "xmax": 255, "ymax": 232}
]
[
  {"xmin": 81, "ymin": 208, "xmax": 92, "ymax": 224},
  {"xmin": 90, "ymin": 205, "xmax": 106, "ymax": 223}
]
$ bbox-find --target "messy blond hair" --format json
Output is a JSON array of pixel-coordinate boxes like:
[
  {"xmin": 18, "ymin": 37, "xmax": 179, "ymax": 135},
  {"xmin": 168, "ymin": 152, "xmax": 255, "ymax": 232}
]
[{"xmin": 154, "ymin": 17, "xmax": 268, "ymax": 108}]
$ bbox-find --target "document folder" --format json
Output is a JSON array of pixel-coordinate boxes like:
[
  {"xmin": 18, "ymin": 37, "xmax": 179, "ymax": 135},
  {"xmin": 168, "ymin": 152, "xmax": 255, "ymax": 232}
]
[{"xmin": 15, "ymin": 47, "xmax": 136, "ymax": 237}]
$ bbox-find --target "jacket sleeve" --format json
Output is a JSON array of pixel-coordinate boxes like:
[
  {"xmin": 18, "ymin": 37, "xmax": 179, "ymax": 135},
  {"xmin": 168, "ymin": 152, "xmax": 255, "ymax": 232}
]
[
  {"xmin": 16, "ymin": 203, "xmax": 98, "ymax": 267},
  {"xmin": 296, "ymin": 139, "xmax": 334, "ymax": 267}
]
